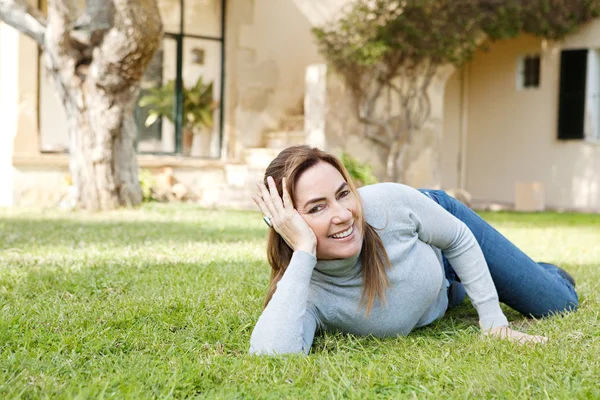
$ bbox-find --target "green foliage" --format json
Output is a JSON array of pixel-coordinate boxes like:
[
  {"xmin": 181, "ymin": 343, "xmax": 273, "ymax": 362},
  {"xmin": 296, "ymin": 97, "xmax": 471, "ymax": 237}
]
[
  {"xmin": 138, "ymin": 76, "xmax": 218, "ymax": 135},
  {"xmin": 483, "ymin": 0, "xmax": 600, "ymax": 41},
  {"xmin": 138, "ymin": 169, "xmax": 156, "ymax": 203},
  {"xmin": 314, "ymin": 0, "xmax": 600, "ymax": 71},
  {"xmin": 0, "ymin": 206, "xmax": 599, "ymax": 397},
  {"xmin": 341, "ymin": 152, "xmax": 378, "ymax": 187},
  {"xmin": 314, "ymin": 0, "xmax": 482, "ymax": 72}
]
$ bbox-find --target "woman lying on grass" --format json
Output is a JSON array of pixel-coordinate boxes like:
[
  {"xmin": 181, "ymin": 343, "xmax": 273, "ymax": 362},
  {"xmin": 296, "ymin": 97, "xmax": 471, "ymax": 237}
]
[{"xmin": 250, "ymin": 146, "xmax": 578, "ymax": 355}]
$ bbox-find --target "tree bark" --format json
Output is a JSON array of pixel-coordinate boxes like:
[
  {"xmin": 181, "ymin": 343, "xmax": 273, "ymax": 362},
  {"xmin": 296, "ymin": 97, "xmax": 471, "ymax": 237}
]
[
  {"xmin": 63, "ymin": 82, "xmax": 145, "ymax": 210},
  {"xmin": 53, "ymin": 0, "xmax": 161, "ymax": 210},
  {"xmin": 1, "ymin": 0, "xmax": 162, "ymax": 210}
]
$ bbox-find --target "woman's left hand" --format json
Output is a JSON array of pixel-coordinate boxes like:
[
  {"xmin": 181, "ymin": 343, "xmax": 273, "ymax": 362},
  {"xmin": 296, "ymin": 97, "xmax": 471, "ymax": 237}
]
[
  {"xmin": 253, "ymin": 176, "xmax": 317, "ymax": 256},
  {"xmin": 482, "ymin": 325, "xmax": 548, "ymax": 344}
]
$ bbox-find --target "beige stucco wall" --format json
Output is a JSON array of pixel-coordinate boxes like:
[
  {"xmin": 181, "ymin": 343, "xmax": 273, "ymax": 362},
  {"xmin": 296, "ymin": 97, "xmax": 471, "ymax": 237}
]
[
  {"xmin": 441, "ymin": 70, "xmax": 461, "ymax": 190},
  {"xmin": 1, "ymin": 24, "xmax": 42, "ymax": 206},
  {"xmin": 12, "ymin": 34, "xmax": 40, "ymax": 156},
  {"xmin": 444, "ymin": 22, "xmax": 600, "ymax": 211},
  {"xmin": 402, "ymin": 65, "xmax": 455, "ymax": 189},
  {"xmin": 39, "ymin": 57, "xmax": 69, "ymax": 152},
  {"xmin": 325, "ymin": 63, "xmax": 456, "ymax": 189},
  {"xmin": 226, "ymin": 0, "xmax": 325, "ymax": 158},
  {"xmin": 0, "ymin": 23, "xmax": 19, "ymax": 206}
]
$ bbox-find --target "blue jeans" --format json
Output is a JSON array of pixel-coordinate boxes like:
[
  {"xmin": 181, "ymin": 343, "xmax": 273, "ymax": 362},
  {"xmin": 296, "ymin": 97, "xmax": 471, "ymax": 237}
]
[{"xmin": 419, "ymin": 189, "xmax": 578, "ymax": 318}]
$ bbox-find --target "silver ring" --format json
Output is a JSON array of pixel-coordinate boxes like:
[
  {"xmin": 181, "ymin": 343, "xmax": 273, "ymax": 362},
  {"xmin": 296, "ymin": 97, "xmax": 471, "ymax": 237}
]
[{"xmin": 263, "ymin": 215, "xmax": 272, "ymax": 227}]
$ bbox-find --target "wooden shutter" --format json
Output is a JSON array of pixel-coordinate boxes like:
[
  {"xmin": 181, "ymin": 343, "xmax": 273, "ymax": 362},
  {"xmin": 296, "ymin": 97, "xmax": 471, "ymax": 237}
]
[{"xmin": 557, "ymin": 49, "xmax": 587, "ymax": 140}]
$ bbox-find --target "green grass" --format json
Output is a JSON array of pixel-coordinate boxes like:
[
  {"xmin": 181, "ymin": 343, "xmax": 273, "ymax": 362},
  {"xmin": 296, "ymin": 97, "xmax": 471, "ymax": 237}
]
[{"xmin": 0, "ymin": 205, "xmax": 599, "ymax": 399}]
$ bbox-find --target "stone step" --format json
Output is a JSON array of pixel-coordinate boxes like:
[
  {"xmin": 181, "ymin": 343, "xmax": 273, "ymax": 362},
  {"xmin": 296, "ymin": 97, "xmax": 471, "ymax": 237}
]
[
  {"xmin": 216, "ymin": 186, "xmax": 256, "ymax": 210},
  {"xmin": 196, "ymin": 183, "xmax": 255, "ymax": 209},
  {"xmin": 264, "ymin": 130, "xmax": 306, "ymax": 149},
  {"xmin": 243, "ymin": 148, "xmax": 282, "ymax": 169},
  {"xmin": 224, "ymin": 163, "xmax": 267, "ymax": 188},
  {"xmin": 279, "ymin": 114, "xmax": 305, "ymax": 131}
]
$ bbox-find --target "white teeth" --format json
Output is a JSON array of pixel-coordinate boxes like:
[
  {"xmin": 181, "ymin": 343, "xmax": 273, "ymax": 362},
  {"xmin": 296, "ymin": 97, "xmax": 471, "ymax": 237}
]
[{"xmin": 332, "ymin": 225, "xmax": 353, "ymax": 239}]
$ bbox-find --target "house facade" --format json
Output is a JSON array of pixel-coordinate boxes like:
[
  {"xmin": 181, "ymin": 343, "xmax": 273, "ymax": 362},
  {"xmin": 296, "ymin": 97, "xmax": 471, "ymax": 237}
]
[
  {"xmin": 442, "ymin": 24, "xmax": 600, "ymax": 212},
  {"xmin": 1, "ymin": 0, "xmax": 599, "ymax": 212}
]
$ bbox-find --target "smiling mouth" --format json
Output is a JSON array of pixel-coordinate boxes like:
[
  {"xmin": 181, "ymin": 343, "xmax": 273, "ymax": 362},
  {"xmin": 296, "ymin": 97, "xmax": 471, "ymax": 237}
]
[{"xmin": 330, "ymin": 225, "xmax": 354, "ymax": 239}]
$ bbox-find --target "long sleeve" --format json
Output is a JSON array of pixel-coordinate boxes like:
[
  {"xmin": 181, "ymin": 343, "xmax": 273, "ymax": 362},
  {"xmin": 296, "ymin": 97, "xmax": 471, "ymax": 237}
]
[
  {"xmin": 372, "ymin": 184, "xmax": 509, "ymax": 330},
  {"xmin": 249, "ymin": 251, "xmax": 319, "ymax": 355}
]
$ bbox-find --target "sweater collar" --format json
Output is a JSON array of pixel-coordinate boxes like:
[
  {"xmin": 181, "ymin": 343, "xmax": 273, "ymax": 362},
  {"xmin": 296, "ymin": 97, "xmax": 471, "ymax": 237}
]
[{"xmin": 315, "ymin": 251, "xmax": 361, "ymax": 277}]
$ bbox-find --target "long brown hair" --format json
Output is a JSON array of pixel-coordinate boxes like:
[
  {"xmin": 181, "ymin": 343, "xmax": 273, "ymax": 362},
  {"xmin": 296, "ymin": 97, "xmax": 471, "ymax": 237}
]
[{"xmin": 263, "ymin": 145, "xmax": 391, "ymax": 315}]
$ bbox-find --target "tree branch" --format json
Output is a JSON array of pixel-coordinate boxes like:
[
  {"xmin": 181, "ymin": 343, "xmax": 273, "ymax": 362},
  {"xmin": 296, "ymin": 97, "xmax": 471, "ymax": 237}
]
[
  {"xmin": 356, "ymin": 108, "xmax": 398, "ymax": 148},
  {"xmin": 46, "ymin": 0, "xmax": 73, "ymax": 49},
  {"xmin": 363, "ymin": 128, "xmax": 391, "ymax": 149},
  {"xmin": 0, "ymin": 0, "xmax": 46, "ymax": 47},
  {"xmin": 91, "ymin": 0, "xmax": 162, "ymax": 92}
]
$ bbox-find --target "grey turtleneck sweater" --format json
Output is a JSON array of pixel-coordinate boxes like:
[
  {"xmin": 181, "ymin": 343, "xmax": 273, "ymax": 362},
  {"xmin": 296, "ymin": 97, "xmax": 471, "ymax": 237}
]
[{"xmin": 250, "ymin": 183, "xmax": 508, "ymax": 355}]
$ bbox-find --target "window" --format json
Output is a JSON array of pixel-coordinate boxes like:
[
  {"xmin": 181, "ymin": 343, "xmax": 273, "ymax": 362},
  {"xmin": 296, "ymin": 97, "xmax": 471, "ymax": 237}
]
[
  {"xmin": 557, "ymin": 50, "xmax": 587, "ymax": 140},
  {"xmin": 135, "ymin": 0, "xmax": 225, "ymax": 158},
  {"xmin": 517, "ymin": 54, "xmax": 541, "ymax": 90},
  {"xmin": 135, "ymin": 40, "xmax": 177, "ymax": 154},
  {"xmin": 557, "ymin": 49, "xmax": 600, "ymax": 142}
]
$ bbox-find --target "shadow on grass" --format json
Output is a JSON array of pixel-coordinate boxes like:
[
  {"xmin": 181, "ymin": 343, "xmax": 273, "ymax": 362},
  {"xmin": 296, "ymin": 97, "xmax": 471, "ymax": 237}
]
[{"xmin": 0, "ymin": 218, "xmax": 267, "ymax": 250}]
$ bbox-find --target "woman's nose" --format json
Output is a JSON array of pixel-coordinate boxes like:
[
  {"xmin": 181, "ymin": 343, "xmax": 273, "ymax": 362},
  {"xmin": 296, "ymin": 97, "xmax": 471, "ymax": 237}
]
[{"xmin": 331, "ymin": 201, "xmax": 352, "ymax": 224}]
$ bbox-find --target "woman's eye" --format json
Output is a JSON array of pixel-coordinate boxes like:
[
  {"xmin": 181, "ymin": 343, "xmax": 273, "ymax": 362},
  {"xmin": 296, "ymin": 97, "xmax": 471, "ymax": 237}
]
[
  {"xmin": 308, "ymin": 205, "xmax": 324, "ymax": 214},
  {"xmin": 338, "ymin": 190, "xmax": 350, "ymax": 199}
]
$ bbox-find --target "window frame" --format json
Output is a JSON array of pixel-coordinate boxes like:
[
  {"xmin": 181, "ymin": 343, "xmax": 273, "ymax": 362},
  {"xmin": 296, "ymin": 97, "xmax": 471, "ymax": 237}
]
[
  {"xmin": 584, "ymin": 48, "xmax": 600, "ymax": 144},
  {"xmin": 516, "ymin": 53, "xmax": 541, "ymax": 91},
  {"xmin": 556, "ymin": 48, "xmax": 600, "ymax": 143},
  {"xmin": 135, "ymin": 0, "xmax": 227, "ymax": 158}
]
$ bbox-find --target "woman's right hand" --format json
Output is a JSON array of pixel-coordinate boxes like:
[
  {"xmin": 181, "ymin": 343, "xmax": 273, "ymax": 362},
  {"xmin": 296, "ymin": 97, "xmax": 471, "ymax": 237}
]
[
  {"xmin": 482, "ymin": 325, "xmax": 548, "ymax": 344},
  {"xmin": 253, "ymin": 176, "xmax": 317, "ymax": 257}
]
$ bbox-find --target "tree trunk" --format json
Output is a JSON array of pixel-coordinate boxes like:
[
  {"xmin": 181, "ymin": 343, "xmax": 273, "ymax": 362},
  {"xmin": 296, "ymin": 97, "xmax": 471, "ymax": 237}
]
[
  {"xmin": 1, "ymin": 0, "xmax": 162, "ymax": 210},
  {"xmin": 63, "ymin": 80, "xmax": 143, "ymax": 210},
  {"xmin": 44, "ymin": 0, "xmax": 162, "ymax": 211}
]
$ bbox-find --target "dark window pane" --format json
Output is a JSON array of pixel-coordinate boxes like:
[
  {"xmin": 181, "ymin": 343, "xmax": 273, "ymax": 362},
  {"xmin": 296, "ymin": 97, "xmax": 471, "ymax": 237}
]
[
  {"xmin": 523, "ymin": 55, "xmax": 540, "ymax": 88},
  {"xmin": 557, "ymin": 49, "xmax": 587, "ymax": 140}
]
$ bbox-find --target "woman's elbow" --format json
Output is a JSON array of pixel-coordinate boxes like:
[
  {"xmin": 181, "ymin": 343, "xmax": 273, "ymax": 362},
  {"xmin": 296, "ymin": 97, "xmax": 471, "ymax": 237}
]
[{"xmin": 249, "ymin": 337, "xmax": 308, "ymax": 356}]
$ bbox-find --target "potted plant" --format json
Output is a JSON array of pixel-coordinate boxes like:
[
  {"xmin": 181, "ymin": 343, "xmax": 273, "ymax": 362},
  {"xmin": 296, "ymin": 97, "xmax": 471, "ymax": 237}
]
[{"xmin": 138, "ymin": 76, "xmax": 219, "ymax": 156}]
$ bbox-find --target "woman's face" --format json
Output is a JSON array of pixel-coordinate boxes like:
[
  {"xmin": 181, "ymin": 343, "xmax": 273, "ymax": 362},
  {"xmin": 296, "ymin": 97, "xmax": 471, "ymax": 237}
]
[{"xmin": 293, "ymin": 161, "xmax": 363, "ymax": 260}]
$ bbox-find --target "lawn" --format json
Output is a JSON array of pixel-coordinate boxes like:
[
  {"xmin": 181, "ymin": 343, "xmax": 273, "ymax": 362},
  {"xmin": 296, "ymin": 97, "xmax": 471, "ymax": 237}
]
[{"xmin": 1, "ymin": 204, "xmax": 599, "ymax": 399}]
